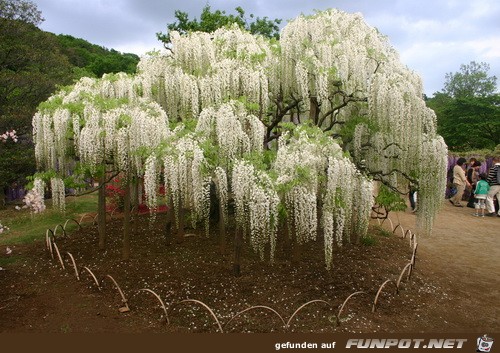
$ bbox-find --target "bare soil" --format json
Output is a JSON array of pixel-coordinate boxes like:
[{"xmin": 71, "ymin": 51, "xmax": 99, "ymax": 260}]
[{"xmin": 0, "ymin": 202, "xmax": 498, "ymax": 333}]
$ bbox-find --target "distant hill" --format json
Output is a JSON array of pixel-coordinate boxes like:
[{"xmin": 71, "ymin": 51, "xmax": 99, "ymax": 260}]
[
  {"xmin": 55, "ymin": 34, "xmax": 140, "ymax": 78},
  {"xmin": 0, "ymin": 17, "xmax": 141, "ymax": 204}
]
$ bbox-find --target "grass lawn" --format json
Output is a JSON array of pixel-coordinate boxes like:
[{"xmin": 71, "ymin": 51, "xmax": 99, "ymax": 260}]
[{"xmin": 0, "ymin": 193, "xmax": 98, "ymax": 246}]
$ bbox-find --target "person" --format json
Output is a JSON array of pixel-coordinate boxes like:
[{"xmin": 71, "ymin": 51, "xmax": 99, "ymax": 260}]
[
  {"xmin": 485, "ymin": 156, "xmax": 500, "ymax": 217},
  {"xmin": 473, "ymin": 173, "xmax": 490, "ymax": 217},
  {"xmin": 466, "ymin": 160, "xmax": 482, "ymax": 208},
  {"xmin": 408, "ymin": 182, "xmax": 417, "ymax": 213},
  {"xmin": 449, "ymin": 157, "xmax": 471, "ymax": 207}
]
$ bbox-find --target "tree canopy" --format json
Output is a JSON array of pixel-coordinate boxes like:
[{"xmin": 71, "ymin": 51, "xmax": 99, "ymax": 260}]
[
  {"xmin": 157, "ymin": 4, "xmax": 282, "ymax": 45},
  {"xmin": 443, "ymin": 61, "xmax": 497, "ymax": 98},
  {"xmin": 0, "ymin": 2, "xmax": 139, "ymax": 206},
  {"xmin": 33, "ymin": 9, "xmax": 448, "ymax": 268},
  {"xmin": 0, "ymin": 18, "xmax": 74, "ymax": 199},
  {"xmin": 56, "ymin": 35, "xmax": 140, "ymax": 77},
  {"xmin": 0, "ymin": 0, "xmax": 43, "ymax": 25},
  {"xmin": 428, "ymin": 61, "xmax": 499, "ymax": 151}
]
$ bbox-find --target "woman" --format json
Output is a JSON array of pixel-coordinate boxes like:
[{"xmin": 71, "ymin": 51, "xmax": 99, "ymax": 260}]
[{"xmin": 449, "ymin": 157, "xmax": 471, "ymax": 207}]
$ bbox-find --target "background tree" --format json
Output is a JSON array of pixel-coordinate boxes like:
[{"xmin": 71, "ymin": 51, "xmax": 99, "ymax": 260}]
[
  {"xmin": 157, "ymin": 4, "xmax": 281, "ymax": 45},
  {"xmin": 56, "ymin": 35, "xmax": 139, "ymax": 77},
  {"xmin": 443, "ymin": 61, "xmax": 497, "ymax": 98},
  {"xmin": 428, "ymin": 61, "xmax": 499, "ymax": 150},
  {"xmin": 0, "ymin": 1, "xmax": 140, "ymax": 207},
  {"xmin": 0, "ymin": 0, "xmax": 43, "ymax": 25},
  {"xmin": 0, "ymin": 17, "xmax": 74, "ymax": 207}
]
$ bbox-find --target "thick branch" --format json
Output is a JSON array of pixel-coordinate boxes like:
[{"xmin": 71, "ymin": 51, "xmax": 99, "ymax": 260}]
[{"xmin": 68, "ymin": 170, "xmax": 121, "ymax": 197}]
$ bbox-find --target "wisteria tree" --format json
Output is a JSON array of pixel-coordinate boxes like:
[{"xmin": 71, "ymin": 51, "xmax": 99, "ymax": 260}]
[{"xmin": 32, "ymin": 9, "xmax": 448, "ymax": 272}]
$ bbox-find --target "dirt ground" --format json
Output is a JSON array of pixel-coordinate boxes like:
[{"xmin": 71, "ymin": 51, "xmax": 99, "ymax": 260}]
[{"xmin": 0, "ymin": 201, "xmax": 498, "ymax": 334}]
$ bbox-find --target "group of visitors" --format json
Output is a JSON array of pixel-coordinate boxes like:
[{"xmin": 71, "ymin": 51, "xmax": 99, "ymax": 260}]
[{"xmin": 449, "ymin": 156, "xmax": 500, "ymax": 217}]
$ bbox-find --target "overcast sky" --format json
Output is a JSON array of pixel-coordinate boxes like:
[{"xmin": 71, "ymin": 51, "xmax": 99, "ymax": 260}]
[{"xmin": 35, "ymin": 0, "xmax": 500, "ymax": 96}]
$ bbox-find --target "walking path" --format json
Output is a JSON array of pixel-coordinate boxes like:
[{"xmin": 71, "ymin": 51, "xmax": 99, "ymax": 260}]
[{"xmin": 388, "ymin": 201, "xmax": 499, "ymax": 331}]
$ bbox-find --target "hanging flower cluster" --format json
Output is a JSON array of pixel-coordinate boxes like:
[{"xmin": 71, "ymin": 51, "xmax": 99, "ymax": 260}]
[
  {"xmin": 280, "ymin": 9, "xmax": 385, "ymax": 112},
  {"xmin": 196, "ymin": 101, "xmax": 265, "ymax": 163},
  {"xmin": 232, "ymin": 160, "xmax": 279, "ymax": 261},
  {"xmin": 31, "ymin": 9, "xmax": 450, "ymax": 270},
  {"xmin": 33, "ymin": 72, "xmax": 170, "ymax": 212},
  {"xmin": 143, "ymin": 154, "xmax": 159, "ymax": 212},
  {"xmin": 274, "ymin": 127, "xmax": 339, "ymax": 245},
  {"xmin": 213, "ymin": 166, "xmax": 228, "ymax": 222},
  {"xmin": 23, "ymin": 178, "xmax": 46, "ymax": 214},
  {"xmin": 162, "ymin": 133, "xmax": 211, "ymax": 233},
  {"xmin": 50, "ymin": 177, "xmax": 66, "ymax": 212},
  {"xmin": 416, "ymin": 135, "xmax": 448, "ymax": 235},
  {"xmin": 322, "ymin": 157, "xmax": 374, "ymax": 269},
  {"xmin": 136, "ymin": 26, "xmax": 271, "ymax": 121}
]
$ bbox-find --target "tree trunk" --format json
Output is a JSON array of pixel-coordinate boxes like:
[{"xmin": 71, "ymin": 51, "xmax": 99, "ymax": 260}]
[
  {"xmin": 176, "ymin": 206, "xmax": 185, "ymax": 244},
  {"xmin": 0, "ymin": 188, "xmax": 6, "ymax": 210},
  {"xmin": 282, "ymin": 219, "xmax": 291, "ymax": 258},
  {"xmin": 309, "ymin": 97, "xmax": 320, "ymax": 125},
  {"xmin": 133, "ymin": 178, "xmax": 139, "ymax": 235},
  {"xmin": 164, "ymin": 197, "xmax": 174, "ymax": 246},
  {"xmin": 233, "ymin": 226, "xmax": 243, "ymax": 277},
  {"xmin": 122, "ymin": 177, "xmax": 131, "ymax": 260},
  {"xmin": 291, "ymin": 236, "xmax": 301, "ymax": 264},
  {"xmin": 290, "ymin": 214, "xmax": 300, "ymax": 264},
  {"xmin": 218, "ymin": 201, "xmax": 227, "ymax": 254},
  {"xmin": 98, "ymin": 172, "xmax": 107, "ymax": 250}
]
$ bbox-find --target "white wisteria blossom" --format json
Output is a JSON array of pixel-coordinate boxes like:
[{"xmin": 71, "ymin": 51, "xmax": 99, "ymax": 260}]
[
  {"xmin": 31, "ymin": 8, "xmax": 449, "ymax": 271},
  {"xmin": 50, "ymin": 177, "xmax": 66, "ymax": 212},
  {"xmin": 161, "ymin": 133, "xmax": 211, "ymax": 233},
  {"xmin": 23, "ymin": 179, "xmax": 46, "ymax": 215},
  {"xmin": 232, "ymin": 160, "xmax": 279, "ymax": 261}
]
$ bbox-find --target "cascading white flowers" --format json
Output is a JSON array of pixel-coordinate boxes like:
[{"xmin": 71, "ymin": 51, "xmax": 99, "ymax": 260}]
[
  {"xmin": 161, "ymin": 133, "xmax": 211, "ymax": 232},
  {"xmin": 23, "ymin": 178, "xmax": 46, "ymax": 214},
  {"xmin": 144, "ymin": 154, "xmax": 159, "ymax": 211},
  {"xmin": 232, "ymin": 160, "xmax": 279, "ymax": 261},
  {"xmin": 136, "ymin": 25, "xmax": 271, "ymax": 121},
  {"xmin": 195, "ymin": 101, "xmax": 265, "ymax": 163},
  {"xmin": 32, "ymin": 8, "xmax": 449, "ymax": 270},
  {"xmin": 322, "ymin": 156, "xmax": 374, "ymax": 269},
  {"xmin": 32, "ymin": 73, "xmax": 170, "ymax": 214},
  {"xmin": 416, "ymin": 135, "xmax": 448, "ymax": 235},
  {"xmin": 50, "ymin": 177, "xmax": 66, "ymax": 212},
  {"xmin": 274, "ymin": 128, "xmax": 337, "ymax": 245},
  {"xmin": 213, "ymin": 166, "xmax": 228, "ymax": 222}
]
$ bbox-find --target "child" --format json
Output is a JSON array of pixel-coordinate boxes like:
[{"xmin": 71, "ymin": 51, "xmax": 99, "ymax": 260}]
[{"xmin": 474, "ymin": 173, "xmax": 490, "ymax": 217}]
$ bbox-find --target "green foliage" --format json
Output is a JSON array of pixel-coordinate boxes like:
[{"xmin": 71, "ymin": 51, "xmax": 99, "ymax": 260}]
[
  {"xmin": 443, "ymin": 61, "xmax": 497, "ymax": 98},
  {"xmin": 360, "ymin": 234, "xmax": 377, "ymax": 246},
  {"xmin": 0, "ymin": 16, "xmax": 138, "ymax": 198},
  {"xmin": 56, "ymin": 34, "xmax": 140, "ymax": 77},
  {"xmin": 199, "ymin": 138, "xmax": 221, "ymax": 171},
  {"xmin": 157, "ymin": 4, "xmax": 282, "ymax": 45},
  {"xmin": 0, "ymin": 18, "xmax": 74, "ymax": 136},
  {"xmin": 338, "ymin": 114, "xmax": 378, "ymax": 145},
  {"xmin": 0, "ymin": 0, "xmax": 44, "ymax": 26},
  {"xmin": 375, "ymin": 226, "xmax": 392, "ymax": 237},
  {"xmin": 242, "ymin": 149, "xmax": 277, "ymax": 172},
  {"xmin": 429, "ymin": 61, "xmax": 499, "ymax": 151},
  {"xmin": 0, "ymin": 140, "xmax": 36, "ymax": 189},
  {"xmin": 235, "ymin": 96, "xmax": 260, "ymax": 114},
  {"xmin": 0, "ymin": 194, "xmax": 98, "ymax": 246},
  {"xmin": 429, "ymin": 92, "xmax": 500, "ymax": 151},
  {"xmin": 374, "ymin": 184, "xmax": 407, "ymax": 212}
]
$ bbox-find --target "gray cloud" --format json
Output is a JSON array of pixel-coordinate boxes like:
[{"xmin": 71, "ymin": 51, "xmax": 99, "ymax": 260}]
[{"xmin": 35, "ymin": 0, "xmax": 500, "ymax": 96}]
